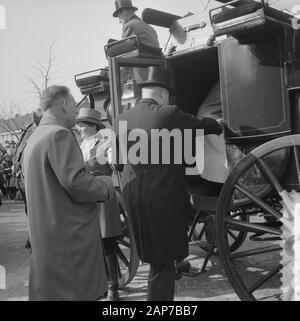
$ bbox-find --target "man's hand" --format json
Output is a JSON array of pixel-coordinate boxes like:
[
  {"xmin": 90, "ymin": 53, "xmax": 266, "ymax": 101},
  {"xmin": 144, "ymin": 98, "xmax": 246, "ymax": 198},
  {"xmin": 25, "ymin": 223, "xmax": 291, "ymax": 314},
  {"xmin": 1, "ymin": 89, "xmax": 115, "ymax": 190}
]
[
  {"xmin": 106, "ymin": 147, "xmax": 113, "ymax": 164},
  {"xmin": 106, "ymin": 147, "xmax": 118, "ymax": 172},
  {"xmin": 207, "ymin": 34, "xmax": 216, "ymax": 47}
]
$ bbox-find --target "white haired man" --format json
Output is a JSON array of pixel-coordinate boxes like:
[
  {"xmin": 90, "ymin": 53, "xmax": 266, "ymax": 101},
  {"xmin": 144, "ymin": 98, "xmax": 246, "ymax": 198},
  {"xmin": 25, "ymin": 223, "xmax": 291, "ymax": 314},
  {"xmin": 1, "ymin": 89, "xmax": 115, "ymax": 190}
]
[{"xmin": 23, "ymin": 85, "xmax": 114, "ymax": 301}]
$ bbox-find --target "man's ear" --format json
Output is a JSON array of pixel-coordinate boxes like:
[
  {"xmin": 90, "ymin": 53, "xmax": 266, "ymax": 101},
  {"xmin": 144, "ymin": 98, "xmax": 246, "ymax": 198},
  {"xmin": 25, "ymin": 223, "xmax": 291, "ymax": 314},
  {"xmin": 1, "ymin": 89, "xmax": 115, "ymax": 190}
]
[
  {"xmin": 61, "ymin": 99, "xmax": 67, "ymax": 113},
  {"xmin": 161, "ymin": 88, "xmax": 169, "ymax": 103}
]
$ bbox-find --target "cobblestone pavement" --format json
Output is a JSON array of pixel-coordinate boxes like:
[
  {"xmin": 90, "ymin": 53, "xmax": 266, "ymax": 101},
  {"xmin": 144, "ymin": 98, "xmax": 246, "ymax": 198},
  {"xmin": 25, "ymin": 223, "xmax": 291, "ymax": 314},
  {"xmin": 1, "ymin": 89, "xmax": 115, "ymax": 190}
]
[{"xmin": 0, "ymin": 201, "xmax": 282, "ymax": 301}]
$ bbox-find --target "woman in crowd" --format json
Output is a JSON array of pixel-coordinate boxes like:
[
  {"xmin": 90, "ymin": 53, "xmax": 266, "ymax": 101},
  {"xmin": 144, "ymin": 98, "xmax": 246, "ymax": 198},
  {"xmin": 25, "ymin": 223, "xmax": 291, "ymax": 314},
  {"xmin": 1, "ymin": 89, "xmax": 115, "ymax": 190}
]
[
  {"xmin": 0, "ymin": 149, "xmax": 6, "ymax": 205},
  {"xmin": 76, "ymin": 108, "xmax": 122, "ymax": 301},
  {"xmin": 1, "ymin": 153, "xmax": 13, "ymax": 199}
]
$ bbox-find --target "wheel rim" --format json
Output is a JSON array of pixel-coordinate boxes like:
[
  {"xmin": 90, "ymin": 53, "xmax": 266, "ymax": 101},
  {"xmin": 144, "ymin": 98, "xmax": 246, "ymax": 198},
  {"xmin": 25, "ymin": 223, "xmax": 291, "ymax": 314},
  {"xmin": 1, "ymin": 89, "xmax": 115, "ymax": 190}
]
[
  {"xmin": 115, "ymin": 192, "xmax": 139, "ymax": 289},
  {"xmin": 216, "ymin": 134, "xmax": 300, "ymax": 301}
]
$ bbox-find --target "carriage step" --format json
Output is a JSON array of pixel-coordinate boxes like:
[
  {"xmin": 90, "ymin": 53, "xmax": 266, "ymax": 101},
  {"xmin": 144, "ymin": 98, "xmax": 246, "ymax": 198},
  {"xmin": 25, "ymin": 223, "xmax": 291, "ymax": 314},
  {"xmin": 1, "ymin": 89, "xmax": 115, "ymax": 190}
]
[
  {"xmin": 181, "ymin": 267, "xmax": 203, "ymax": 278},
  {"xmin": 175, "ymin": 260, "xmax": 203, "ymax": 279}
]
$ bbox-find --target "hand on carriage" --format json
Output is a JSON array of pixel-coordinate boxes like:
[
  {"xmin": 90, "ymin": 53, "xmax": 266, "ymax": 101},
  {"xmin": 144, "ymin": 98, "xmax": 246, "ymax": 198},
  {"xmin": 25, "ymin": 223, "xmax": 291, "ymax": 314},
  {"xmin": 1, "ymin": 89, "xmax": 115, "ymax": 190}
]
[
  {"xmin": 216, "ymin": 118, "xmax": 236, "ymax": 137},
  {"xmin": 106, "ymin": 147, "xmax": 119, "ymax": 173},
  {"xmin": 205, "ymin": 117, "xmax": 223, "ymax": 136}
]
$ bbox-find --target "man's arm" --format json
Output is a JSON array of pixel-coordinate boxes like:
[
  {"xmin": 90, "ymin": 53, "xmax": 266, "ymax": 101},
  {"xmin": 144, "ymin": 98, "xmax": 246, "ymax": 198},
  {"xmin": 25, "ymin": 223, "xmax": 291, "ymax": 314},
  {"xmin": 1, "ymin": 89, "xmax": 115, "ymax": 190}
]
[
  {"xmin": 47, "ymin": 129, "xmax": 112, "ymax": 203},
  {"xmin": 122, "ymin": 21, "xmax": 135, "ymax": 39},
  {"xmin": 173, "ymin": 106, "xmax": 222, "ymax": 135}
]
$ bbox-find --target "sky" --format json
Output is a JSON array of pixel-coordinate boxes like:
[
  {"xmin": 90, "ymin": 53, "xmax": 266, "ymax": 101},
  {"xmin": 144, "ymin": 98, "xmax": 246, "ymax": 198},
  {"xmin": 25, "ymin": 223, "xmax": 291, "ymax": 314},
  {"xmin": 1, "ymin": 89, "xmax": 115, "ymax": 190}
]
[{"xmin": 0, "ymin": 0, "xmax": 298, "ymax": 114}]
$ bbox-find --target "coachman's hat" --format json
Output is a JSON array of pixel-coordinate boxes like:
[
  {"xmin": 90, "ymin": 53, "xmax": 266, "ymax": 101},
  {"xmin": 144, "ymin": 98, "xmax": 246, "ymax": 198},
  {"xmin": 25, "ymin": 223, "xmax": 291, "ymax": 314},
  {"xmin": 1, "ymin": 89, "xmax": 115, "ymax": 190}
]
[
  {"xmin": 76, "ymin": 108, "xmax": 105, "ymax": 129},
  {"xmin": 113, "ymin": 0, "xmax": 138, "ymax": 17},
  {"xmin": 138, "ymin": 66, "xmax": 174, "ymax": 94}
]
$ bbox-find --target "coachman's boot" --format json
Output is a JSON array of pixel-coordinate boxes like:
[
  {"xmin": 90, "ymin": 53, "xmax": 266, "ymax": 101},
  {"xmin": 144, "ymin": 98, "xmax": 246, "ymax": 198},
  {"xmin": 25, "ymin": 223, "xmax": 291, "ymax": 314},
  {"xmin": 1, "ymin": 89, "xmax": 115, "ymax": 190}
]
[{"xmin": 105, "ymin": 253, "xmax": 120, "ymax": 301}]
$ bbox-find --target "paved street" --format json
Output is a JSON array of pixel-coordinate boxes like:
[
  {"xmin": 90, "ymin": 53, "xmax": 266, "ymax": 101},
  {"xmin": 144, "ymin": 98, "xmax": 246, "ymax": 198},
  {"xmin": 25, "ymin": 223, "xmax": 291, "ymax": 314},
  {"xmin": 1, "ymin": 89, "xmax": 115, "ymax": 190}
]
[{"xmin": 0, "ymin": 200, "xmax": 281, "ymax": 301}]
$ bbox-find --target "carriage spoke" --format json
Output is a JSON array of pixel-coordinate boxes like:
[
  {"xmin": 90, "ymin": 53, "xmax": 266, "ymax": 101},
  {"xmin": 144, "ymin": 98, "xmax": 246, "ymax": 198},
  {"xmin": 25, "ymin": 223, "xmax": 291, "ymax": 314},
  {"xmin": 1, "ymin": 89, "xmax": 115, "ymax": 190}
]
[
  {"xmin": 225, "ymin": 218, "xmax": 282, "ymax": 235},
  {"xmin": 115, "ymin": 244, "xmax": 130, "ymax": 267},
  {"xmin": 188, "ymin": 210, "xmax": 201, "ymax": 240},
  {"xmin": 235, "ymin": 184, "xmax": 282, "ymax": 219},
  {"xmin": 197, "ymin": 224, "xmax": 207, "ymax": 241},
  {"xmin": 227, "ymin": 230, "xmax": 238, "ymax": 240},
  {"xmin": 257, "ymin": 159, "xmax": 283, "ymax": 194},
  {"xmin": 229, "ymin": 245, "xmax": 281, "ymax": 260},
  {"xmin": 293, "ymin": 146, "xmax": 300, "ymax": 186},
  {"xmin": 247, "ymin": 264, "xmax": 282, "ymax": 294},
  {"xmin": 116, "ymin": 239, "xmax": 131, "ymax": 248}
]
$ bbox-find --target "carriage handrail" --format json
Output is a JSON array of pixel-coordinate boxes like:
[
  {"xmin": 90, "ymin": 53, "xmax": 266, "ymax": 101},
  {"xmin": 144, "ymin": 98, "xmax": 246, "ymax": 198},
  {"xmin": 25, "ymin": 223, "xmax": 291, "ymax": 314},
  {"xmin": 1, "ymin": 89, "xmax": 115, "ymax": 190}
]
[
  {"xmin": 209, "ymin": 0, "xmax": 248, "ymax": 26},
  {"xmin": 104, "ymin": 35, "xmax": 140, "ymax": 58}
]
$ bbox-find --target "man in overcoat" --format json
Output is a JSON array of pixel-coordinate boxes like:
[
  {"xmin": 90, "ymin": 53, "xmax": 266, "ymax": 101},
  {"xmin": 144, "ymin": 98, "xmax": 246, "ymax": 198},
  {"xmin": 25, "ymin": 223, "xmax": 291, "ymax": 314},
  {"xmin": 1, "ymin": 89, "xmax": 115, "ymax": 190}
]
[
  {"xmin": 113, "ymin": 67, "xmax": 222, "ymax": 300},
  {"xmin": 23, "ymin": 85, "xmax": 114, "ymax": 301}
]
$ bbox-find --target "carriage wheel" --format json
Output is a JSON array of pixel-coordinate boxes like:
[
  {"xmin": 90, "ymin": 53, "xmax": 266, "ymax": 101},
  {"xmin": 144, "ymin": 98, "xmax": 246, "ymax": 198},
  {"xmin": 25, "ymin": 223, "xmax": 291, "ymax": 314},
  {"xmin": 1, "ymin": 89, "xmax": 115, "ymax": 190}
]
[
  {"xmin": 115, "ymin": 191, "xmax": 139, "ymax": 289},
  {"xmin": 216, "ymin": 135, "xmax": 300, "ymax": 301},
  {"xmin": 189, "ymin": 210, "xmax": 248, "ymax": 253}
]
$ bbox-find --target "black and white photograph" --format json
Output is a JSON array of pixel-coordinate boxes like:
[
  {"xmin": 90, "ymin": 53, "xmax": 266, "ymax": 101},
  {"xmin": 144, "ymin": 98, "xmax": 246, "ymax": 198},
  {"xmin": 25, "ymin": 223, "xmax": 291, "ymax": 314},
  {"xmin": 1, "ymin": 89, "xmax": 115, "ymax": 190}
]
[{"xmin": 0, "ymin": 0, "xmax": 300, "ymax": 306}]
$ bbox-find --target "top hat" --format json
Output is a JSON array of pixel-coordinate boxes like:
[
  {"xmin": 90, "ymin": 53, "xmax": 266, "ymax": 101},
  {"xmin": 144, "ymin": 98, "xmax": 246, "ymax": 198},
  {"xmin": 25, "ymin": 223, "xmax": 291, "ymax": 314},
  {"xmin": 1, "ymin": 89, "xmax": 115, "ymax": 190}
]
[
  {"xmin": 113, "ymin": 0, "xmax": 138, "ymax": 17},
  {"xmin": 138, "ymin": 66, "xmax": 174, "ymax": 94},
  {"xmin": 76, "ymin": 108, "xmax": 105, "ymax": 129}
]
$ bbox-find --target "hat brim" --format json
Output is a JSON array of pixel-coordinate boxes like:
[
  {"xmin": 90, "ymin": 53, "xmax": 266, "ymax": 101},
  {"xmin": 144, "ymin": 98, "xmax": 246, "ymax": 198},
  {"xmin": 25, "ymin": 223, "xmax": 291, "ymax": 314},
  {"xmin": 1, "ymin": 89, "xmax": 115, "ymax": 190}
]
[
  {"xmin": 76, "ymin": 117, "xmax": 105, "ymax": 129},
  {"xmin": 139, "ymin": 81, "xmax": 174, "ymax": 95},
  {"xmin": 113, "ymin": 6, "xmax": 138, "ymax": 17}
]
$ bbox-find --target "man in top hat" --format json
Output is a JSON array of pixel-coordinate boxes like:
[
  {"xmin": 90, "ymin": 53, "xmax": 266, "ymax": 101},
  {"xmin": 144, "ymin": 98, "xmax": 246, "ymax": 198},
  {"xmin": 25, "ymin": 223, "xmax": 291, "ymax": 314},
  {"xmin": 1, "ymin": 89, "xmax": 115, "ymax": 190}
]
[
  {"xmin": 76, "ymin": 107, "xmax": 122, "ymax": 301},
  {"xmin": 113, "ymin": 66, "xmax": 223, "ymax": 301},
  {"xmin": 113, "ymin": 0, "xmax": 159, "ymax": 49}
]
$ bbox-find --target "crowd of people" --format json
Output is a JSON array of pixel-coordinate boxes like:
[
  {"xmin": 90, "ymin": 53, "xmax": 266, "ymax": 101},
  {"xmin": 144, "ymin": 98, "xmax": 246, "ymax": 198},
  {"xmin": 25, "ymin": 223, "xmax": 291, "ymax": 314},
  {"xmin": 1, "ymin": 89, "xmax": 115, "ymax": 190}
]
[
  {"xmin": 9, "ymin": 0, "xmax": 225, "ymax": 302},
  {"xmin": 0, "ymin": 142, "xmax": 20, "ymax": 206}
]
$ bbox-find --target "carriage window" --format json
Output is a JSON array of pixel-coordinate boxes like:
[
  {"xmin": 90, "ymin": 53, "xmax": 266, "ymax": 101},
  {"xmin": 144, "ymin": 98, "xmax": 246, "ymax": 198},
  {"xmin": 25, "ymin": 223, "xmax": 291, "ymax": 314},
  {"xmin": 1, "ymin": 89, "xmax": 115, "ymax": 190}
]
[{"xmin": 119, "ymin": 67, "xmax": 149, "ymax": 114}]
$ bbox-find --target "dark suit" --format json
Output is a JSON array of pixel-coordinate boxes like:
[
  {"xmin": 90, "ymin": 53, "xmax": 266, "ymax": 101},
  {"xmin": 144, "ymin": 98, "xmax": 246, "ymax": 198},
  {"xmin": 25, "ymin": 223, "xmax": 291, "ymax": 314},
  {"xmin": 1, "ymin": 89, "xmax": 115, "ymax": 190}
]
[
  {"xmin": 122, "ymin": 15, "xmax": 159, "ymax": 48},
  {"xmin": 114, "ymin": 98, "xmax": 222, "ymax": 300}
]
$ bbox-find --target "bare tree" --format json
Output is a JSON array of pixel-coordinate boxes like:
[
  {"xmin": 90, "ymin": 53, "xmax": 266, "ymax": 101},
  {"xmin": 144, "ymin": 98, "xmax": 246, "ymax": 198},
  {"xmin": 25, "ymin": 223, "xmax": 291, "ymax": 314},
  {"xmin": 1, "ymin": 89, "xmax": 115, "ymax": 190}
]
[{"xmin": 26, "ymin": 41, "xmax": 56, "ymax": 98}]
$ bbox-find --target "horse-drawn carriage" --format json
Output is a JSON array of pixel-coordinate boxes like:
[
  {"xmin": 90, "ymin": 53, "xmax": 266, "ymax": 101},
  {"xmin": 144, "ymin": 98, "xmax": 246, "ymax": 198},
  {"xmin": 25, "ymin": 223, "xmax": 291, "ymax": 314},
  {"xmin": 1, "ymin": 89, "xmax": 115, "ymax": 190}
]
[{"xmin": 74, "ymin": 0, "xmax": 300, "ymax": 300}]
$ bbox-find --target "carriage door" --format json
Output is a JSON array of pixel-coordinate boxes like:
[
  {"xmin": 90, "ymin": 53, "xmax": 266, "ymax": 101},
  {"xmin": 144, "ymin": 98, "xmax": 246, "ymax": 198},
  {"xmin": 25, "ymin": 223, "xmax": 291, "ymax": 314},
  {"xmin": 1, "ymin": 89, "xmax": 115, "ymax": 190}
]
[
  {"xmin": 219, "ymin": 35, "xmax": 291, "ymax": 144},
  {"xmin": 106, "ymin": 40, "xmax": 165, "ymax": 125}
]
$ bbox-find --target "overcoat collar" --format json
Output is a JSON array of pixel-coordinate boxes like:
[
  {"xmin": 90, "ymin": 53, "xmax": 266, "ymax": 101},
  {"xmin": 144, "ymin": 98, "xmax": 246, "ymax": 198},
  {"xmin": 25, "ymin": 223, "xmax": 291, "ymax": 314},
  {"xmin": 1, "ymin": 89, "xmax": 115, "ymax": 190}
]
[
  {"xmin": 136, "ymin": 98, "xmax": 160, "ymax": 105},
  {"xmin": 39, "ymin": 114, "xmax": 67, "ymax": 128},
  {"xmin": 126, "ymin": 14, "xmax": 140, "ymax": 24}
]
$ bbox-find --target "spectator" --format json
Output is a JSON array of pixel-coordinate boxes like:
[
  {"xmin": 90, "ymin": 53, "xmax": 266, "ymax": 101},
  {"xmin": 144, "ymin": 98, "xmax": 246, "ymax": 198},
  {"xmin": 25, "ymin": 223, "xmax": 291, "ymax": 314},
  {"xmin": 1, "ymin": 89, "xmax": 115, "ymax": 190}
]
[
  {"xmin": 23, "ymin": 85, "xmax": 115, "ymax": 301},
  {"xmin": 1, "ymin": 154, "xmax": 13, "ymax": 197}
]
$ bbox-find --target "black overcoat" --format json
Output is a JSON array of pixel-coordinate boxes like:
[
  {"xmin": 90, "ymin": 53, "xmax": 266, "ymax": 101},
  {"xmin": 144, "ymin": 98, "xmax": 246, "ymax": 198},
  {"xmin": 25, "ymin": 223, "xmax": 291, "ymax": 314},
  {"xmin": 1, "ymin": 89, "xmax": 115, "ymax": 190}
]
[
  {"xmin": 114, "ymin": 99, "xmax": 222, "ymax": 264},
  {"xmin": 122, "ymin": 15, "xmax": 159, "ymax": 48}
]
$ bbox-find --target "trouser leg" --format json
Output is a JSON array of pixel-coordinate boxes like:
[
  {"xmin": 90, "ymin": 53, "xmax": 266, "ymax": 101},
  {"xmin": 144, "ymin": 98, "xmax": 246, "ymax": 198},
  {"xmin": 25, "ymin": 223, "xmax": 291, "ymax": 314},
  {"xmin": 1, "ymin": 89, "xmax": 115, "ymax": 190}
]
[
  {"xmin": 103, "ymin": 237, "xmax": 119, "ymax": 301},
  {"xmin": 147, "ymin": 261, "xmax": 175, "ymax": 301}
]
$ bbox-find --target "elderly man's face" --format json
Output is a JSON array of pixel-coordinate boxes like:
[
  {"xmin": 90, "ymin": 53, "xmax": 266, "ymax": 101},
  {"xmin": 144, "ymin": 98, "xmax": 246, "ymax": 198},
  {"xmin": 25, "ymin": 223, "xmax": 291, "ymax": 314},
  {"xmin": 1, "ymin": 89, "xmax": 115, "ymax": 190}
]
[
  {"xmin": 118, "ymin": 9, "xmax": 127, "ymax": 25},
  {"xmin": 118, "ymin": 9, "xmax": 133, "ymax": 25}
]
